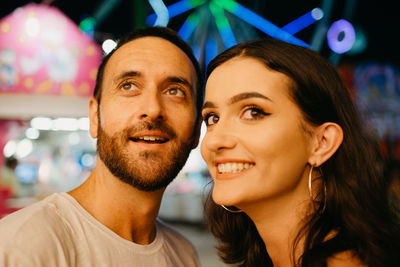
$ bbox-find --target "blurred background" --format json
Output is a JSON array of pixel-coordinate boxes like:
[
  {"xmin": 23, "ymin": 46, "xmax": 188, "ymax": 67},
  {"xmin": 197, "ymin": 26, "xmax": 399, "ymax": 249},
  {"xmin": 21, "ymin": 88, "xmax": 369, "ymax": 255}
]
[{"xmin": 0, "ymin": 1, "xmax": 399, "ymax": 266}]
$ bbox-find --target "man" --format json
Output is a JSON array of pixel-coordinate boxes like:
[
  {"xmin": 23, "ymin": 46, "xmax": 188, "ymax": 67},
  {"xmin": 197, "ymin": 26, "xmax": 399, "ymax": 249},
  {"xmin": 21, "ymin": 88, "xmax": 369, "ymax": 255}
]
[{"xmin": 0, "ymin": 27, "xmax": 203, "ymax": 266}]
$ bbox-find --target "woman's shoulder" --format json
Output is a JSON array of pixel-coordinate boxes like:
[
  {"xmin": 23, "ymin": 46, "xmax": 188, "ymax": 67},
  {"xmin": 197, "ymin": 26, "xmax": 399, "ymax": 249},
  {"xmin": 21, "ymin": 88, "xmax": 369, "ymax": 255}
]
[{"xmin": 327, "ymin": 250, "xmax": 366, "ymax": 267}]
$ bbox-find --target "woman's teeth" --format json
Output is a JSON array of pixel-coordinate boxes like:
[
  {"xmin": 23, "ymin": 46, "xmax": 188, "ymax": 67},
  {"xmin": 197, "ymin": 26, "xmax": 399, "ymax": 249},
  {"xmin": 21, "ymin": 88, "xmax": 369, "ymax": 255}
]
[{"xmin": 217, "ymin": 162, "xmax": 254, "ymax": 174}]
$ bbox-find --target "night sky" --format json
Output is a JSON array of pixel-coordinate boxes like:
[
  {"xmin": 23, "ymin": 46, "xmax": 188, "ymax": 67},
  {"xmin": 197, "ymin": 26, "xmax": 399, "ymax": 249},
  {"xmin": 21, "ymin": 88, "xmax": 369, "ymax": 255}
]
[{"xmin": 1, "ymin": 0, "xmax": 398, "ymax": 65}]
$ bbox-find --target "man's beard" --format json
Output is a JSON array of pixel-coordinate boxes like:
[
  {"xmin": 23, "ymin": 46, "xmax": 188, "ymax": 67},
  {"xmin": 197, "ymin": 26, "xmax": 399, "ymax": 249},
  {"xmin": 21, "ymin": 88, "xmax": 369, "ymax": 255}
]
[{"xmin": 96, "ymin": 120, "xmax": 195, "ymax": 192}]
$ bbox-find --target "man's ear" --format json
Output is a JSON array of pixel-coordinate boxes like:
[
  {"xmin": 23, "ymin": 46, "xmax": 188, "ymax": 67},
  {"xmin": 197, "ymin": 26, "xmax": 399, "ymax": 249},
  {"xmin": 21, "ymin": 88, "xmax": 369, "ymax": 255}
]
[
  {"xmin": 309, "ymin": 122, "xmax": 343, "ymax": 167},
  {"xmin": 191, "ymin": 119, "xmax": 202, "ymax": 149},
  {"xmin": 88, "ymin": 97, "xmax": 99, "ymax": 139}
]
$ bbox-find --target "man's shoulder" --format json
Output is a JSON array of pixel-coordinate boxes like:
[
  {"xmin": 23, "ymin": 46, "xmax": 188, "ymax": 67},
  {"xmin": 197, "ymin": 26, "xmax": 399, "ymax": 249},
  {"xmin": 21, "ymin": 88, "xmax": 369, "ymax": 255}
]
[
  {"xmin": 156, "ymin": 220, "xmax": 199, "ymax": 254},
  {"xmin": 156, "ymin": 220, "xmax": 201, "ymax": 266},
  {"xmin": 0, "ymin": 193, "xmax": 72, "ymax": 246},
  {"xmin": 0, "ymin": 193, "xmax": 78, "ymax": 266},
  {"xmin": 157, "ymin": 220, "xmax": 192, "ymax": 243}
]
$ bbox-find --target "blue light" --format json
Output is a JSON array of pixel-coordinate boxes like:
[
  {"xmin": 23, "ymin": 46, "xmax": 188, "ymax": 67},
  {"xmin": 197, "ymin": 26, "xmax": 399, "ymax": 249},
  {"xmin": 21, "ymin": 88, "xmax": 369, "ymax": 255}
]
[
  {"xmin": 226, "ymin": 2, "xmax": 310, "ymax": 47},
  {"xmin": 209, "ymin": 2, "xmax": 236, "ymax": 48},
  {"xmin": 218, "ymin": 27, "xmax": 237, "ymax": 48},
  {"xmin": 165, "ymin": 0, "xmax": 191, "ymax": 18},
  {"xmin": 282, "ymin": 8, "xmax": 323, "ymax": 35},
  {"xmin": 15, "ymin": 164, "xmax": 38, "ymax": 184},
  {"xmin": 311, "ymin": 7, "xmax": 324, "ymax": 20},
  {"xmin": 148, "ymin": 0, "xmax": 169, "ymax": 26},
  {"xmin": 205, "ymin": 38, "xmax": 218, "ymax": 68},
  {"xmin": 147, "ymin": 0, "xmax": 204, "ymax": 26},
  {"xmin": 178, "ymin": 12, "xmax": 200, "ymax": 41},
  {"xmin": 327, "ymin": 19, "xmax": 355, "ymax": 54},
  {"xmin": 192, "ymin": 44, "xmax": 201, "ymax": 60},
  {"xmin": 311, "ymin": 0, "xmax": 334, "ymax": 52}
]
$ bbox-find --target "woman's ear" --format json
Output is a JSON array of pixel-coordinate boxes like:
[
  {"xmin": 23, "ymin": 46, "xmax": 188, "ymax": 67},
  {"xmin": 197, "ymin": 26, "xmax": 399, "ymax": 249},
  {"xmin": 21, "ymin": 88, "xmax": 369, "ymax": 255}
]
[
  {"xmin": 309, "ymin": 122, "xmax": 343, "ymax": 167},
  {"xmin": 88, "ymin": 97, "xmax": 99, "ymax": 139}
]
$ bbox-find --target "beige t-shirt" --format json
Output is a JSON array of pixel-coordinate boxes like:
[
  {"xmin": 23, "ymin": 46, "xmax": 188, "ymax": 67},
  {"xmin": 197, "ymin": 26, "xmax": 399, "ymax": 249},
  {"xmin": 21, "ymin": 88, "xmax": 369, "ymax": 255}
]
[{"xmin": 0, "ymin": 193, "xmax": 200, "ymax": 267}]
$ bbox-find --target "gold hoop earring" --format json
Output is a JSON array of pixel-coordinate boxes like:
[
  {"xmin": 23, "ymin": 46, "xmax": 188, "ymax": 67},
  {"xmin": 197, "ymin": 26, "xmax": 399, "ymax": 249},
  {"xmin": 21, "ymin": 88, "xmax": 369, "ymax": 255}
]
[
  {"xmin": 308, "ymin": 165, "xmax": 327, "ymax": 213},
  {"xmin": 308, "ymin": 165, "xmax": 314, "ymax": 199},
  {"xmin": 221, "ymin": 205, "xmax": 243, "ymax": 213}
]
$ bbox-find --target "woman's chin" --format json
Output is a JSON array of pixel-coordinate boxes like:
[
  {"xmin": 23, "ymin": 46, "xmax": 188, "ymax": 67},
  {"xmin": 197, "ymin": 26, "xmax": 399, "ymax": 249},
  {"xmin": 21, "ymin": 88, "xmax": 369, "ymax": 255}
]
[{"xmin": 212, "ymin": 189, "xmax": 241, "ymax": 207}]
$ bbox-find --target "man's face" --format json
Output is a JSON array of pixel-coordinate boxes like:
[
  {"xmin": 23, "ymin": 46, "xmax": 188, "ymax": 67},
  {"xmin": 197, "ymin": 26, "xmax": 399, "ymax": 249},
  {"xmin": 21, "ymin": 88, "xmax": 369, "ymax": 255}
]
[{"xmin": 89, "ymin": 36, "xmax": 199, "ymax": 191}]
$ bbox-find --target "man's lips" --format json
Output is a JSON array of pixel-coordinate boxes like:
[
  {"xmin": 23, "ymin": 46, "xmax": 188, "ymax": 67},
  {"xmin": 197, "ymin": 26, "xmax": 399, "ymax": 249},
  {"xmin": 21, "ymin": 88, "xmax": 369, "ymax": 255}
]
[
  {"xmin": 129, "ymin": 131, "xmax": 170, "ymax": 144},
  {"xmin": 130, "ymin": 136, "xmax": 168, "ymax": 144}
]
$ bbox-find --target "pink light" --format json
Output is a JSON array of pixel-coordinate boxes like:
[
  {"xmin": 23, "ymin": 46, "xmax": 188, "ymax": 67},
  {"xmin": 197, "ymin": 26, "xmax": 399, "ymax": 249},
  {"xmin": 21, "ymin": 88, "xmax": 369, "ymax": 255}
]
[{"xmin": 0, "ymin": 4, "xmax": 102, "ymax": 97}]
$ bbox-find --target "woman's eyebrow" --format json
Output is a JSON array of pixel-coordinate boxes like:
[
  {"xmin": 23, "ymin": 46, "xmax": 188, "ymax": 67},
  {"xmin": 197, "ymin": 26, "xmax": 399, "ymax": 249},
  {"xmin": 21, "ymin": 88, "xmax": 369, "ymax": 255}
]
[
  {"xmin": 202, "ymin": 92, "xmax": 271, "ymax": 111},
  {"xmin": 228, "ymin": 92, "xmax": 272, "ymax": 105},
  {"xmin": 202, "ymin": 101, "xmax": 216, "ymax": 110}
]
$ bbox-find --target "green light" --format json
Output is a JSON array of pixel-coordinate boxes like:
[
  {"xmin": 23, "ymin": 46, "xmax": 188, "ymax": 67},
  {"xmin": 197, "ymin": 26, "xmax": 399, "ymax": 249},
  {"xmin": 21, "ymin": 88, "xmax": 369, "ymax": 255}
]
[
  {"xmin": 188, "ymin": 0, "xmax": 207, "ymax": 6},
  {"xmin": 209, "ymin": 0, "xmax": 237, "ymax": 48},
  {"xmin": 209, "ymin": 1, "xmax": 230, "ymax": 29},
  {"xmin": 79, "ymin": 17, "xmax": 96, "ymax": 32},
  {"xmin": 188, "ymin": 11, "xmax": 201, "ymax": 24},
  {"xmin": 217, "ymin": 0, "xmax": 239, "ymax": 12}
]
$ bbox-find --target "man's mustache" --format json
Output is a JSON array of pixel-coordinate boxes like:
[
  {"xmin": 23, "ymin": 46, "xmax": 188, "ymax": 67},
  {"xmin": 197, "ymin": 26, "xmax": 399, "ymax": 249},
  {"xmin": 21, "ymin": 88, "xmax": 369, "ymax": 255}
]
[{"xmin": 124, "ymin": 121, "xmax": 177, "ymax": 139}]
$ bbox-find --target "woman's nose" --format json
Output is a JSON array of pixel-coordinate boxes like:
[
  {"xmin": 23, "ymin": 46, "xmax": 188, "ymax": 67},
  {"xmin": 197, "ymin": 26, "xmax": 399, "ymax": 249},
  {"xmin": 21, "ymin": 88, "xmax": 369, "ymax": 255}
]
[{"xmin": 201, "ymin": 124, "xmax": 237, "ymax": 153}]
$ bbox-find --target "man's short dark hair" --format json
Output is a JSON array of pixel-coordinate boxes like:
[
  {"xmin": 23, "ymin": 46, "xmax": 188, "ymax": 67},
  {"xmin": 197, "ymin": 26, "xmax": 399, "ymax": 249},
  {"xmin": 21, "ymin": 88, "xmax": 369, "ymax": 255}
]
[{"xmin": 93, "ymin": 27, "xmax": 203, "ymax": 117}]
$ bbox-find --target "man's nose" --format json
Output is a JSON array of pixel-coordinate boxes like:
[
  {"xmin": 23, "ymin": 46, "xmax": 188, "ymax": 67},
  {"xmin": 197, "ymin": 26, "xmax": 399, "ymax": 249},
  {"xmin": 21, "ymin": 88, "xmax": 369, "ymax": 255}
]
[{"xmin": 139, "ymin": 91, "xmax": 164, "ymax": 121}]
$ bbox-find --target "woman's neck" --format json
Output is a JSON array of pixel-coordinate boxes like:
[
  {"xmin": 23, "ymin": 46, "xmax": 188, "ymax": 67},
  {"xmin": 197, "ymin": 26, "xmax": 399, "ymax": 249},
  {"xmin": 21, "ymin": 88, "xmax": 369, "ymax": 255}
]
[{"xmin": 242, "ymin": 193, "xmax": 311, "ymax": 267}]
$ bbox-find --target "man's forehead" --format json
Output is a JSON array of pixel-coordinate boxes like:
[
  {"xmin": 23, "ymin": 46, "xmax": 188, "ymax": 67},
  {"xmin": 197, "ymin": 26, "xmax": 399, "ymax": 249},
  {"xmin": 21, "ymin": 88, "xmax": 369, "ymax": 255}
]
[
  {"xmin": 113, "ymin": 36, "xmax": 188, "ymax": 63},
  {"xmin": 105, "ymin": 36, "xmax": 197, "ymax": 84}
]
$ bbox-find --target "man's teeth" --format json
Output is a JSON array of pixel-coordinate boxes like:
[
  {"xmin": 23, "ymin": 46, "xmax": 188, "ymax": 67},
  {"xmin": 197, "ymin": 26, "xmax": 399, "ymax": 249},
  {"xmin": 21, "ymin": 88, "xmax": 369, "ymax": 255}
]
[
  {"xmin": 217, "ymin": 162, "xmax": 254, "ymax": 174},
  {"xmin": 138, "ymin": 136, "xmax": 165, "ymax": 142}
]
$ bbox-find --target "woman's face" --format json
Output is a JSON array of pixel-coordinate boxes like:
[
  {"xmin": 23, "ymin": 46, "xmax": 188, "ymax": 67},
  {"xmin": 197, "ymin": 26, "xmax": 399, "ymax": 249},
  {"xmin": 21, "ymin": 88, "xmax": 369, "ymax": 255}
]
[{"xmin": 201, "ymin": 57, "xmax": 314, "ymax": 209}]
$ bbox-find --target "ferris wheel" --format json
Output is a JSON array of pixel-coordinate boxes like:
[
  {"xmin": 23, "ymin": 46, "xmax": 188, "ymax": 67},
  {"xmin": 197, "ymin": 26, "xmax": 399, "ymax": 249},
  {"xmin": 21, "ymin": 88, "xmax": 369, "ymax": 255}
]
[{"xmin": 146, "ymin": 0, "xmax": 362, "ymax": 68}]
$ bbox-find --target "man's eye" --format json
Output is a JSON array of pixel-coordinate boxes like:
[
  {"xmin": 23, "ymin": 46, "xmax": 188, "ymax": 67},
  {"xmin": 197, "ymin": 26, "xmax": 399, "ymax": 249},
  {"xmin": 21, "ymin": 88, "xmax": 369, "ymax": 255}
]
[
  {"xmin": 166, "ymin": 88, "xmax": 185, "ymax": 97},
  {"xmin": 241, "ymin": 107, "xmax": 269, "ymax": 120},
  {"xmin": 203, "ymin": 113, "xmax": 219, "ymax": 126},
  {"xmin": 121, "ymin": 82, "xmax": 137, "ymax": 91}
]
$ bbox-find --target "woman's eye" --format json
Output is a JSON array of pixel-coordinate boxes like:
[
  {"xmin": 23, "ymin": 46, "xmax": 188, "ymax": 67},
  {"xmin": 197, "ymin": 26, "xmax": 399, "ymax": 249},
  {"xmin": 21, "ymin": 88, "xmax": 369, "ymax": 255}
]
[
  {"xmin": 242, "ymin": 107, "xmax": 269, "ymax": 120},
  {"xmin": 203, "ymin": 113, "xmax": 219, "ymax": 126},
  {"xmin": 166, "ymin": 87, "xmax": 185, "ymax": 97}
]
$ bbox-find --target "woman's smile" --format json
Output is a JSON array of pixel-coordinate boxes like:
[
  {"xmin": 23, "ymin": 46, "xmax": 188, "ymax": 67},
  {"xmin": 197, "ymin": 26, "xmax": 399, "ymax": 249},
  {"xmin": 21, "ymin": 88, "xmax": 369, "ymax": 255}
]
[{"xmin": 214, "ymin": 160, "xmax": 256, "ymax": 180}]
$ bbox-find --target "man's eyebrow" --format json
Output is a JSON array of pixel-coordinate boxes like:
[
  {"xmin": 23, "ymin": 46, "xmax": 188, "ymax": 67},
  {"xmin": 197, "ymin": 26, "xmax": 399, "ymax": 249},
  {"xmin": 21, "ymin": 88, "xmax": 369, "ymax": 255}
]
[
  {"xmin": 228, "ymin": 92, "xmax": 271, "ymax": 105},
  {"xmin": 166, "ymin": 76, "xmax": 192, "ymax": 88},
  {"xmin": 114, "ymin": 71, "xmax": 141, "ymax": 83}
]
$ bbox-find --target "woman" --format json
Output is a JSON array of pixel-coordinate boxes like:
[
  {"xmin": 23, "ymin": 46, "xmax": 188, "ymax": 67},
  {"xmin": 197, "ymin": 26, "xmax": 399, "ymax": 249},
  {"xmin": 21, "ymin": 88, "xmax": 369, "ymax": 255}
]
[{"xmin": 200, "ymin": 38, "xmax": 400, "ymax": 266}]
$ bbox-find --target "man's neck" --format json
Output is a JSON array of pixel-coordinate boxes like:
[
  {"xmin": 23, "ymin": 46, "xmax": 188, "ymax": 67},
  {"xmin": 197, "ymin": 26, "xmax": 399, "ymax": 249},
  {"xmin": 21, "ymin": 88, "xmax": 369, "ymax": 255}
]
[{"xmin": 68, "ymin": 161, "xmax": 165, "ymax": 244}]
